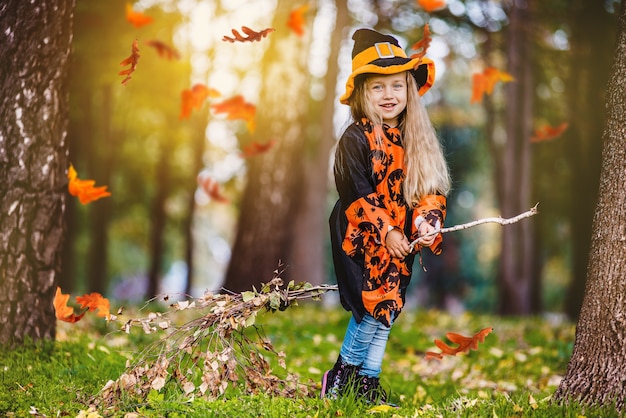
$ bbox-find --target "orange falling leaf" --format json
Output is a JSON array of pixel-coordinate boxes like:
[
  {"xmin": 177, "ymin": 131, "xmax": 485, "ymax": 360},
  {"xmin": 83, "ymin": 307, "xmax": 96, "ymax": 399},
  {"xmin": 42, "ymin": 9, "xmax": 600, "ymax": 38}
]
[
  {"xmin": 470, "ymin": 67, "xmax": 514, "ymax": 104},
  {"xmin": 197, "ymin": 172, "xmax": 229, "ymax": 203},
  {"xmin": 67, "ymin": 164, "xmax": 111, "ymax": 205},
  {"xmin": 425, "ymin": 327, "xmax": 493, "ymax": 360},
  {"xmin": 125, "ymin": 3, "xmax": 154, "ymax": 28},
  {"xmin": 119, "ymin": 39, "xmax": 140, "ymax": 85},
  {"xmin": 410, "ymin": 24, "xmax": 432, "ymax": 59},
  {"xmin": 145, "ymin": 39, "xmax": 180, "ymax": 60},
  {"xmin": 76, "ymin": 292, "xmax": 112, "ymax": 320},
  {"xmin": 287, "ymin": 4, "xmax": 309, "ymax": 37},
  {"xmin": 240, "ymin": 139, "xmax": 276, "ymax": 158},
  {"xmin": 417, "ymin": 0, "xmax": 447, "ymax": 12},
  {"xmin": 180, "ymin": 84, "xmax": 221, "ymax": 120},
  {"xmin": 54, "ymin": 287, "xmax": 86, "ymax": 323},
  {"xmin": 222, "ymin": 26, "xmax": 275, "ymax": 43},
  {"xmin": 531, "ymin": 122, "xmax": 569, "ymax": 143},
  {"xmin": 211, "ymin": 95, "xmax": 256, "ymax": 132}
]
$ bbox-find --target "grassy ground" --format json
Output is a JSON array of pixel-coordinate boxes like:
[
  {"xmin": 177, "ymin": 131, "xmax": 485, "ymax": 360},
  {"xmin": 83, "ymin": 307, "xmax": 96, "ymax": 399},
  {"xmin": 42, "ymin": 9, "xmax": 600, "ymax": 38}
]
[{"xmin": 0, "ymin": 303, "xmax": 621, "ymax": 417}]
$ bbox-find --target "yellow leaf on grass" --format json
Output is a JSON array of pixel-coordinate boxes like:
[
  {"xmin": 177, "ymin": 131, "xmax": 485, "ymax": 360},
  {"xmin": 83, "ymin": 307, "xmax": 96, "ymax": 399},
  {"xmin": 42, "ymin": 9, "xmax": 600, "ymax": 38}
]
[{"xmin": 368, "ymin": 404, "xmax": 395, "ymax": 413}]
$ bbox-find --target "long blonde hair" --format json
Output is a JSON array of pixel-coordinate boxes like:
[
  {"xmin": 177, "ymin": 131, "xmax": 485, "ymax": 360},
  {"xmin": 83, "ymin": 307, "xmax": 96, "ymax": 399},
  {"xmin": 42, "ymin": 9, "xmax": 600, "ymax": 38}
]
[{"xmin": 349, "ymin": 72, "xmax": 451, "ymax": 206}]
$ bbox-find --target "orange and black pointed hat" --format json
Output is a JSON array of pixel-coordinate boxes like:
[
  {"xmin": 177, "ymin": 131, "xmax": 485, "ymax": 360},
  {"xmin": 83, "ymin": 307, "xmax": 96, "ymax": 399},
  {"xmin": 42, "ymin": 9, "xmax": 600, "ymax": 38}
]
[{"xmin": 340, "ymin": 28, "xmax": 435, "ymax": 104}]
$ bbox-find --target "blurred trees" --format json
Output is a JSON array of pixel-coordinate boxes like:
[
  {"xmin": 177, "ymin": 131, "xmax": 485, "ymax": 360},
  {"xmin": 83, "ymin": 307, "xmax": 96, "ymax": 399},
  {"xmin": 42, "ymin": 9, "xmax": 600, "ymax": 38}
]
[
  {"xmin": 1, "ymin": 0, "xmax": 620, "ymax": 335},
  {"xmin": 0, "ymin": 0, "xmax": 75, "ymax": 346},
  {"xmin": 222, "ymin": 1, "xmax": 318, "ymax": 292},
  {"xmin": 554, "ymin": 0, "xmax": 626, "ymax": 405}
]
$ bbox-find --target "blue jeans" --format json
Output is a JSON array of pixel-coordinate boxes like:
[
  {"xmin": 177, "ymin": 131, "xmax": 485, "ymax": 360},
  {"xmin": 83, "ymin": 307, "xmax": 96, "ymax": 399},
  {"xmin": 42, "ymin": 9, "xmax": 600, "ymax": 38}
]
[{"xmin": 339, "ymin": 313, "xmax": 394, "ymax": 378}]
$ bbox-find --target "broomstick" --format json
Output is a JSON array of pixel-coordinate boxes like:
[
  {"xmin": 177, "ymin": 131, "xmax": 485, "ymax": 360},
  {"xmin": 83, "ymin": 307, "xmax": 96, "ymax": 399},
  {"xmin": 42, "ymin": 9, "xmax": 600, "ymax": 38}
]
[{"xmin": 96, "ymin": 205, "xmax": 538, "ymax": 407}]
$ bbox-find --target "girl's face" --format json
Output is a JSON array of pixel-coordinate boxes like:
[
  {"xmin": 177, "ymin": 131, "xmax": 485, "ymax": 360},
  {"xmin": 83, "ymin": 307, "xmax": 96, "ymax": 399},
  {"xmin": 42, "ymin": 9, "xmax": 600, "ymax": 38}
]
[{"xmin": 365, "ymin": 72, "xmax": 408, "ymax": 127}]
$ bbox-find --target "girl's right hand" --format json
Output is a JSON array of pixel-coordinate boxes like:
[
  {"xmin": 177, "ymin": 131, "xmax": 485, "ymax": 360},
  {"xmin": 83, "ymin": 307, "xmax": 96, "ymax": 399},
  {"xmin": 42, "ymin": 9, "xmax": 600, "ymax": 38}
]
[{"xmin": 385, "ymin": 228, "xmax": 410, "ymax": 259}]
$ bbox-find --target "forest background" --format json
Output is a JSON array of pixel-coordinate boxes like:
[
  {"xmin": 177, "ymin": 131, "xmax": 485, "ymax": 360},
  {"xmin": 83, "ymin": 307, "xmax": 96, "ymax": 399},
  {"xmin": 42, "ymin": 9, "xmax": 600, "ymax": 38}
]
[{"xmin": 60, "ymin": 0, "xmax": 618, "ymax": 320}]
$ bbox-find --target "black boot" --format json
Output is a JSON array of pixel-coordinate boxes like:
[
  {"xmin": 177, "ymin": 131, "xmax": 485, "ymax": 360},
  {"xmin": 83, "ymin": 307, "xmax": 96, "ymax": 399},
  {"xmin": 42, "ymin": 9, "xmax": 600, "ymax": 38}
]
[
  {"xmin": 320, "ymin": 356, "xmax": 360, "ymax": 399},
  {"xmin": 358, "ymin": 375, "xmax": 389, "ymax": 404}
]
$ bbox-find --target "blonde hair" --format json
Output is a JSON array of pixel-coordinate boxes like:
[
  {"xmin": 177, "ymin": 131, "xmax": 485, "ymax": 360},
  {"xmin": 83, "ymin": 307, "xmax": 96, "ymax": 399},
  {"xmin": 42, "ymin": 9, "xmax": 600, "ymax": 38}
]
[{"xmin": 348, "ymin": 72, "xmax": 451, "ymax": 206}]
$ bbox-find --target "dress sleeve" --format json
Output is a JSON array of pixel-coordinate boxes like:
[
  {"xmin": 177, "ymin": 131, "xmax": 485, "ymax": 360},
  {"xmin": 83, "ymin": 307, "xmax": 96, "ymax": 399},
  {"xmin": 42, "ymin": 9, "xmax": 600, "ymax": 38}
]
[
  {"xmin": 334, "ymin": 128, "xmax": 394, "ymax": 254},
  {"xmin": 411, "ymin": 194, "xmax": 447, "ymax": 255}
]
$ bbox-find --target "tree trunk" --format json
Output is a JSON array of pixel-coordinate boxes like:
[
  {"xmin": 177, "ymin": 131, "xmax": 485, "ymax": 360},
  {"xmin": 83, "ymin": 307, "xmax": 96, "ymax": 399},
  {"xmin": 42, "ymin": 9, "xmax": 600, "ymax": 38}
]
[
  {"xmin": 184, "ymin": 107, "xmax": 210, "ymax": 296},
  {"xmin": 146, "ymin": 140, "xmax": 173, "ymax": 299},
  {"xmin": 563, "ymin": 0, "xmax": 616, "ymax": 320},
  {"xmin": 0, "ymin": 0, "xmax": 75, "ymax": 347},
  {"xmin": 289, "ymin": 0, "xmax": 348, "ymax": 286},
  {"xmin": 553, "ymin": 0, "xmax": 626, "ymax": 408},
  {"xmin": 87, "ymin": 84, "xmax": 114, "ymax": 295},
  {"xmin": 496, "ymin": 0, "xmax": 537, "ymax": 315},
  {"xmin": 222, "ymin": 1, "xmax": 313, "ymax": 293}
]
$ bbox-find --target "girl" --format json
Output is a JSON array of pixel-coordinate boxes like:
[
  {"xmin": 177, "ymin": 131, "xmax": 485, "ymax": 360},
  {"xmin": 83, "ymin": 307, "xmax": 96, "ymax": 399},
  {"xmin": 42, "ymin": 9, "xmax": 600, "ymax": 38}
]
[{"xmin": 322, "ymin": 28, "xmax": 451, "ymax": 404}]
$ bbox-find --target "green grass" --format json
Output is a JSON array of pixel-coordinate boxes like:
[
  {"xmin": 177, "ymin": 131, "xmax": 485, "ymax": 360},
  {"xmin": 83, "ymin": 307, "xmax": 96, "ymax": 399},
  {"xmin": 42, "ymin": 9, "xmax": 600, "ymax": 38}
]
[{"xmin": 0, "ymin": 304, "xmax": 622, "ymax": 417}]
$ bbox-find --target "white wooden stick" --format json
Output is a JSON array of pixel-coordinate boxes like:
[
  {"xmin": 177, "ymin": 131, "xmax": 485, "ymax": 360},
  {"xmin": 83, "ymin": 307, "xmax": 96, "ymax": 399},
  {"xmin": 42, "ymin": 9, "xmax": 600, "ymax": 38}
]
[{"xmin": 408, "ymin": 203, "xmax": 539, "ymax": 252}]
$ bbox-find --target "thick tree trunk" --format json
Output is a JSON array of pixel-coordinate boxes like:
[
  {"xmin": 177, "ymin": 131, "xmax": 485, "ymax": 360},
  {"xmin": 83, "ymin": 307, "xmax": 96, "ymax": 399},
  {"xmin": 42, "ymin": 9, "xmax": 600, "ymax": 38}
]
[
  {"xmin": 0, "ymin": 0, "xmax": 75, "ymax": 347},
  {"xmin": 496, "ymin": 0, "xmax": 536, "ymax": 315},
  {"xmin": 222, "ymin": 1, "xmax": 313, "ymax": 292},
  {"xmin": 289, "ymin": 0, "xmax": 348, "ymax": 286},
  {"xmin": 553, "ymin": 0, "xmax": 626, "ymax": 408},
  {"xmin": 563, "ymin": 0, "xmax": 616, "ymax": 320}
]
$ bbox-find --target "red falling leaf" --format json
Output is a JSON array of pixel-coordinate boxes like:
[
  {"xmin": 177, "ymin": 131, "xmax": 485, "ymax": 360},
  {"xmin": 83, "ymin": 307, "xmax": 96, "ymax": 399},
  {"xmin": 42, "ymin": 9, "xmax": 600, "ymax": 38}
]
[
  {"xmin": 470, "ymin": 67, "xmax": 514, "ymax": 104},
  {"xmin": 67, "ymin": 164, "xmax": 111, "ymax": 205},
  {"xmin": 211, "ymin": 95, "xmax": 256, "ymax": 132},
  {"xmin": 531, "ymin": 122, "xmax": 569, "ymax": 143},
  {"xmin": 197, "ymin": 172, "xmax": 229, "ymax": 203},
  {"xmin": 145, "ymin": 39, "xmax": 180, "ymax": 60},
  {"xmin": 76, "ymin": 292, "xmax": 111, "ymax": 319},
  {"xmin": 125, "ymin": 3, "xmax": 154, "ymax": 28},
  {"xmin": 119, "ymin": 39, "xmax": 140, "ymax": 85},
  {"xmin": 287, "ymin": 4, "xmax": 309, "ymax": 37},
  {"xmin": 54, "ymin": 287, "xmax": 86, "ymax": 323},
  {"xmin": 425, "ymin": 327, "xmax": 493, "ymax": 360},
  {"xmin": 240, "ymin": 139, "xmax": 276, "ymax": 158},
  {"xmin": 410, "ymin": 24, "xmax": 432, "ymax": 59},
  {"xmin": 417, "ymin": 0, "xmax": 447, "ymax": 12},
  {"xmin": 180, "ymin": 84, "xmax": 221, "ymax": 120},
  {"xmin": 222, "ymin": 26, "xmax": 275, "ymax": 43}
]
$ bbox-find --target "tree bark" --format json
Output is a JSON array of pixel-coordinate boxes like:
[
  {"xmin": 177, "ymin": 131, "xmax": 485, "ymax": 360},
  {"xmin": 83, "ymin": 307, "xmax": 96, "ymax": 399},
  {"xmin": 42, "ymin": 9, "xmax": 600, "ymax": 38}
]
[
  {"xmin": 0, "ymin": 0, "xmax": 75, "ymax": 346},
  {"xmin": 553, "ymin": 0, "xmax": 626, "ymax": 408},
  {"xmin": 222, "ymin": 1, "xmax": 313, "ymax": 292},
  {"xmin": 496, "ymin": 0, "xmax": 537, "ymax": 315}
]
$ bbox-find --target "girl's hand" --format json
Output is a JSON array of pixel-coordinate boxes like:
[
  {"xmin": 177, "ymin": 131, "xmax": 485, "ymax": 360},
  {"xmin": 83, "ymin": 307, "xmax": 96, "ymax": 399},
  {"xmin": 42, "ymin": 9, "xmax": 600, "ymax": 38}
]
[
  {"xmin": 386, "ymin": 228, "xmax": 410, "ymax": 259},
  {"xmin": 416, "ymin": 221, "xmax": 437, "ymax": 247}
]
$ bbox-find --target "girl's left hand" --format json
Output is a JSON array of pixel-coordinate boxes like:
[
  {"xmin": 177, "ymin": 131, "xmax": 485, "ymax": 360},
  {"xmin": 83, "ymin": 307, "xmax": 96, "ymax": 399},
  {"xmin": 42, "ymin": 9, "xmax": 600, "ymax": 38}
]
[{"xmin": 416, "ymin": 222, "xmax": 437, "ymax": 247}]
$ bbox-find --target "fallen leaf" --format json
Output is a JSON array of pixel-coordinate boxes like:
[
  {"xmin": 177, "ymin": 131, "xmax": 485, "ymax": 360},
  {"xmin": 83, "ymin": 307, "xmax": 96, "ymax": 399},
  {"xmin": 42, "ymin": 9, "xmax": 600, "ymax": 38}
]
[
  {"xmin": 425, "ymin": 327, "xmax": 493, "ymax": 360},
  {"xmin": 180, "ymin": 84, "xmax": 221, "ymax": 120},
  {"xmin": 145, "ymin": 40, "xmax": 180, "ymax": 60},
  {"xmin": 240, "ymin": 139, "xmax": 276, "ymax": 158},
  {"xmin": 76, "ymin": 292, "xmax": 112, "ymax": 320},
  {"xmin": 211, "ymin": 95, "xmax": 256, "ymax": 132},
  {"xmin": 197, "ymin": 171, "xmax": 229, "ymax": 203},
  {"xmin": 119, "ymin": 39, "xmax": 140, "ymax": 85},
  {"xmin": 531, "ymin": 122, "xmax": 568, "ymax": 143},
  {"xmin": 222, "ymin": 26, "xmax": 275, "ymax": 43},
  {"xmin": 67, "ymin": 164, "xmax": 111, "ymax": 205},
  {"xmin": 287, "ymin": 4, "xmax": 309, "ymax": 37},
  {"xmin": 417, "ymin": 0, "xmax": 447, "ymax": 13},
  {"xmin": 471, "ymin": 67, "xmax": 514, "ymax": 103},
  {"xmin": 410, "ymin": 24, "xmax": 432, "ymax": 59},
  {"xmin": 125, "ymin": 3, "xmax": 153, "ymax": 28},
  {"xmin": 54, "ymin": 287, "xmax": 86, "ymax": 323}
]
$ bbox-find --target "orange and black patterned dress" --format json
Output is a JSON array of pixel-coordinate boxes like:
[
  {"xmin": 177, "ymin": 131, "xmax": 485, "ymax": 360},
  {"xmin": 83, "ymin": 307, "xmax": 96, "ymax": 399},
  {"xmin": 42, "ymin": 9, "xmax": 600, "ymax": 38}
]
[{"xmin": 329, "ymin": 119, "xmax": 446, "ymax": 327}]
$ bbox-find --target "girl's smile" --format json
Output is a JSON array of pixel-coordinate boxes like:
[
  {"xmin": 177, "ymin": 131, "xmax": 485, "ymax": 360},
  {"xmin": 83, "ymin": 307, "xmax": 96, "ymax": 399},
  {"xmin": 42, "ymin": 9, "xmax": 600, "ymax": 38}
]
[{"xmin": 366, "ymin": 73, "xmax": 408, "ymax": 127}]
